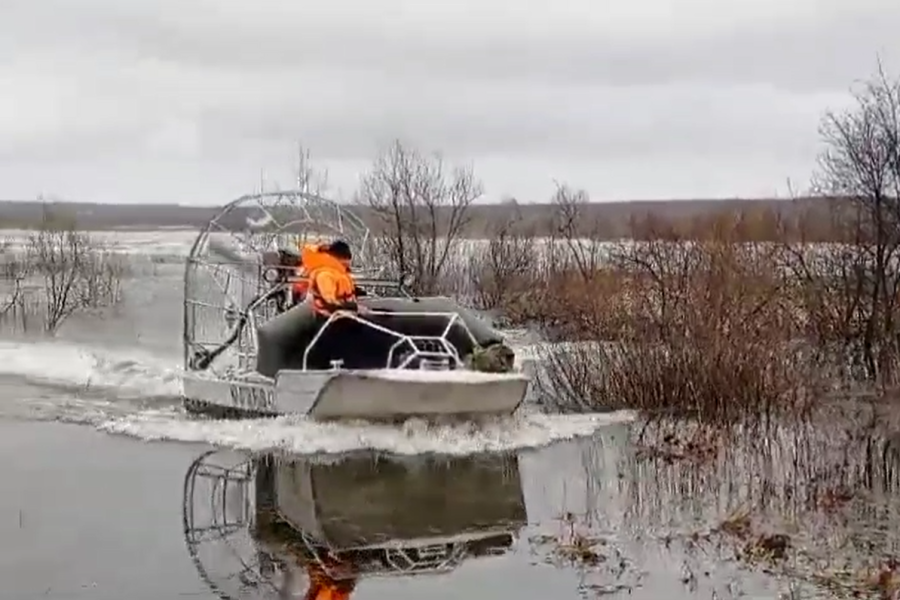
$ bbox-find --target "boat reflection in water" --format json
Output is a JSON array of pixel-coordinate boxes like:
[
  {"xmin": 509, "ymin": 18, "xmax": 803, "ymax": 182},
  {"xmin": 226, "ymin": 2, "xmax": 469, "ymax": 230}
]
[{"xmin": 182, "ymin": 449, "xmax": 528, "ymax": 600}]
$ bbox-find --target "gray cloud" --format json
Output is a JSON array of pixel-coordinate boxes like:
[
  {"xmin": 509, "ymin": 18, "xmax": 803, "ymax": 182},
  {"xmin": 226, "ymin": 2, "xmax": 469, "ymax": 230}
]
[
  {"xmin": 10, "ymin": 0, "xmax": 897, "ymax": 90},
  {"xmin": 1, "ymin": 0, "xmax": 898, "ymax": 204}
]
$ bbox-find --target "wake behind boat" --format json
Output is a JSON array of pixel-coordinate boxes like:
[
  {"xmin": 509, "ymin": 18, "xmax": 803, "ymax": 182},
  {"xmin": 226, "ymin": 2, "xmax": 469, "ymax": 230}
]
[{"xmin": 181, "ymin": 190, "xmax": 529, "ymax": 421}]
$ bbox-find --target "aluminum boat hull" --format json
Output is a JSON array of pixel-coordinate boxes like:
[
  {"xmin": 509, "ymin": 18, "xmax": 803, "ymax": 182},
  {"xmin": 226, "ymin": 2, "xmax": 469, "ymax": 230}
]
[{"xmin": 183, "ymin": 368, "xmax": 529, "ymax": 421}]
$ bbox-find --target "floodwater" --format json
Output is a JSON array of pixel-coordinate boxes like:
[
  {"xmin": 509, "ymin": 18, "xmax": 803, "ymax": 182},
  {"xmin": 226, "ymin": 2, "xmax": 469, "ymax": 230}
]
[
  {"xmin": 1, "ymin": 230, "xmax": 897, "ymax": 599},
  {"xmin": 0, "ymin": 420, "xmax": 210, "ymax": 600},
  {"xmin": 0, "ymin": 422, "xmax": 792, "ymax": 600}
]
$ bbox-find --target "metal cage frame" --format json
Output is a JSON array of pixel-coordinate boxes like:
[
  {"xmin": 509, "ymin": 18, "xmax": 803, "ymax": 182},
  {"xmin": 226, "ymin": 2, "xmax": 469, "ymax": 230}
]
[
  {"xmin": 182, "ymin": 191, "xmax": 376, "ymax": 373},
  {"xmin": 182, "ymin": 450, "xmax": 277, "ymax": 600},
  {"xmin": 181, "ymin": 190, "xmax": 483, "ymax": 382}
]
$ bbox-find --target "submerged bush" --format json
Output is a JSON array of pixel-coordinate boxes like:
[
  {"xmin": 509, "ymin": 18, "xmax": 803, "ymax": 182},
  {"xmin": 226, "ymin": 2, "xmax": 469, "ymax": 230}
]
[
  {"xmin": 454, "ymin": 191, "xmax": 883, "ymax": 428},
  {"xmin": 453, "ymin": 66, "xmax": 900, "ymax": 427},
  {"xmin": 0, "ymin": 206, "xmax": 129, "ymax": 334},
  {"xmin": 528, "ymin": 212, "xmax": 817, "ymax": 428}
]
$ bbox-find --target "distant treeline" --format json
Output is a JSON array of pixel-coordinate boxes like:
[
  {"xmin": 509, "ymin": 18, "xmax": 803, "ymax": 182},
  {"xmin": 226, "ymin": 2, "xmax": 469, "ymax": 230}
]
[{"xmin": 0, "ymin": 197, "xmax": 839, "ymax": 240}]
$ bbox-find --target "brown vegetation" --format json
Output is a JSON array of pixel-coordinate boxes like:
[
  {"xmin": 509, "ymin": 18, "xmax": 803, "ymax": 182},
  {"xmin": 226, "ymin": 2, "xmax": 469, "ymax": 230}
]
[
  {"xmin": 463, "ymin": 64, "xmax": 900, "ymax": 597},
  {"xmin": 358, "ymin": 65, "xmax": 900, "ymax": 440},
  {"xmin": 0, "ymin": 206, "xmax": 128, "ymax": 333},
  {"xmin": 368, "ymin": 156, "xmax": 847, "ymax": 428}
]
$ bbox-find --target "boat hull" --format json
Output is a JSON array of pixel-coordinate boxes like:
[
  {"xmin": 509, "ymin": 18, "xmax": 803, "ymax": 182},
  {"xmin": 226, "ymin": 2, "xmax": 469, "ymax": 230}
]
[{"xmin": 183, "ymin": 369, "xmax": 529, "ymax": 421}]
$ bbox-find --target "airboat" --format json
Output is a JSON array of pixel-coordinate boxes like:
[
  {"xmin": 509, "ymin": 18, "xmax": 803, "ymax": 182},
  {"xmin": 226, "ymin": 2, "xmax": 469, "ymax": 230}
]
[
  {"xmin": 182, "ymin": 449, "xmax": 527, "ymax": 599},
  {"xmin": 181, "ymin": 190, "xmax": 530, "ymax": 421}
]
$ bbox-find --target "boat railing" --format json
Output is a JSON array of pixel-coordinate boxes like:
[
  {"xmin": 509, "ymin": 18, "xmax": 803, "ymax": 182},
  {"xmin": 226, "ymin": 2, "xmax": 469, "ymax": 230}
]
[
  {"xmin": 301, "ymin": 310, "xmax": 480, "ymax": 371},
  {"xmin": 298, "ymin": 530, "xmax": 467, "ymax": 578}
]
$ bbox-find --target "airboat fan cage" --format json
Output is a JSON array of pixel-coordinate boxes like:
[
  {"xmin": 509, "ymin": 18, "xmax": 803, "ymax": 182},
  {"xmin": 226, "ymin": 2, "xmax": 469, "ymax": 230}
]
[
  {"xmin": 182, "ymin": 191, "xmax": 378, "ymax": 373},
  {"xmin": 182, "ymin": 451, "xmax": 294, "ymax": 600}
]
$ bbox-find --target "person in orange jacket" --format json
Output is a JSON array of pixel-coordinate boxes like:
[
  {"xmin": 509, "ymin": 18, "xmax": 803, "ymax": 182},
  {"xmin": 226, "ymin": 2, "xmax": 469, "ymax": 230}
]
[{"xmin": 299, "ymin": 240, "xmax": 368, "ymax": 317}]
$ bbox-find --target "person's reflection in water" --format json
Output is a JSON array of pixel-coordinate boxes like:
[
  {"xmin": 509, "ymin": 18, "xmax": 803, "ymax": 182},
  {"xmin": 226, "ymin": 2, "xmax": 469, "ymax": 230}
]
[
  {"xmin": 303, "ymin": 554, "xmax": 358, "ymax": 600},
  {"xmin": 254, "ymin": 453, "xmax": 359, "ymax": 600}
]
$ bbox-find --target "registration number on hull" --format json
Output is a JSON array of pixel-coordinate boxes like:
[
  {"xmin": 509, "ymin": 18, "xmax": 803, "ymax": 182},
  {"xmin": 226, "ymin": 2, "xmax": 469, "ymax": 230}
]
[{"xmin": 228, "ymin": 384, "xmax": 276, "ymax": 411}]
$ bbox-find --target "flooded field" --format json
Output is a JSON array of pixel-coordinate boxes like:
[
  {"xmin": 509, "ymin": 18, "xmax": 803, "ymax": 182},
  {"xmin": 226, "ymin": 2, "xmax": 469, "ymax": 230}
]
[{"xmin": 3, "ymin": 230, "xmax": 900, "ymax": 599}]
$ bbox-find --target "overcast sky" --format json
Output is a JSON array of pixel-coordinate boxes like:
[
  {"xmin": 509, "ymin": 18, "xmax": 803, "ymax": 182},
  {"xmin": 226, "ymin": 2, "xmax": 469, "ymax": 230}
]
[{"xmin": 1, "ymin": 0, "xmax": 899, "ymax": 205}]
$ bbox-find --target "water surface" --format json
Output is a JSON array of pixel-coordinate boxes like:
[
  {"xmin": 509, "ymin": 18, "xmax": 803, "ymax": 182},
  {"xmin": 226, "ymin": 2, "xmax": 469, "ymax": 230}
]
[
  {"xmin": 0, "ymin": 232, "xmax": 642, "ymax": 598},
  {"xmin": 5, "ymin": 230, "xmax": 893, "ymax": 599}
]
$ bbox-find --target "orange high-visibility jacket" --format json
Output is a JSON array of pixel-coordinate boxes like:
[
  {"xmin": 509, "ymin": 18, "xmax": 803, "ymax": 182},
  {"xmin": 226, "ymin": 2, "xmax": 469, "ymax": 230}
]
[{"xmin": 300, "ymin": 244, "xmax": 357, "ymax": 315}]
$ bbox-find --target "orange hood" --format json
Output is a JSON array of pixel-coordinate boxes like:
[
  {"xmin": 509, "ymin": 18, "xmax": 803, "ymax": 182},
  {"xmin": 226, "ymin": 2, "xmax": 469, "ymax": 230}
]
[{"xmin": 300, "ymin": 243, "xmax": 349, "ymax": 275}]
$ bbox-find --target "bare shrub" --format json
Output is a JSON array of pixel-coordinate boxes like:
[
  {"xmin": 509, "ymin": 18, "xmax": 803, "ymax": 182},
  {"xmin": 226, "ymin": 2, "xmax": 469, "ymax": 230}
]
[
  {"xmin": 510, "ymin": 64, "xmax": 900, "ymax": 427},
  {"xmin": 359, "ymin": 140, "xmax": 482, "ymax": 296},
  {"xmin": 3, "ymin": 207, "xmax": 129, "ymax": 333},
  {"xmin": 547, "ymin": 183, "xmax": 611, "ymax": 277},
  {"xmin": 471, "ymin": 186, "xmax": 619, "ymax": 334},
  {"xmin": 523, "ymin": 188, "xmax": 816, "ymax": 430},
  {"xmin": 499, "ymin": 186, "xmax": 633, "ymax": 341},
  {"xmin": 467, "ymin": 198, "xmax": 537, "ymax": 315},
  {"xmin": 0, "ymin": 236, "xmax": 30, "ymax": 324},
  {"xmin": 782, "ymin": 64, "xmax": 900, "ymax": 387}
]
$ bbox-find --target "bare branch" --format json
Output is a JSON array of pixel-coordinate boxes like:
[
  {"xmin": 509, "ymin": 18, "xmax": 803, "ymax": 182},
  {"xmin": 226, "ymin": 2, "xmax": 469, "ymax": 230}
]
[
  {"xmin": 359, "ymin": 140, "xmax": 482, "ymax": 295},
  {"xmin": 2, "ymin": 204, "xmax": 129, "ymax": 334},
  {"xmin": 808, "ymin": 62, "xmax": 900, "ymax": 383}
]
